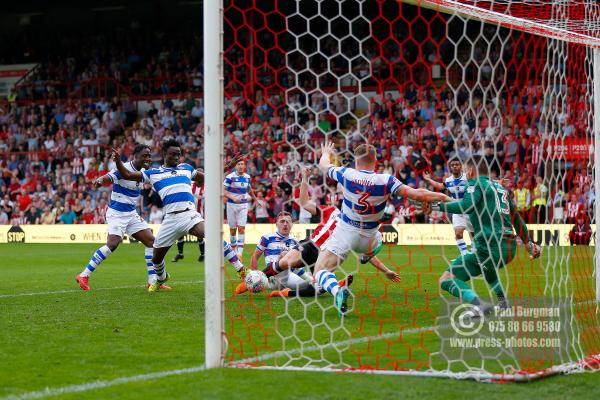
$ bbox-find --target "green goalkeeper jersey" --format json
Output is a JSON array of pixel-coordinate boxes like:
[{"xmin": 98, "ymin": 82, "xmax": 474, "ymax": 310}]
[{"xmin": 439, "ymin": 176, "xmax": 528, "ymax": 251}]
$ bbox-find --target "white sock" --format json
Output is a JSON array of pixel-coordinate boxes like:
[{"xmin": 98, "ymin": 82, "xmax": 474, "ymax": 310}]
[
  {"xmin": 456, "ymin": 239, "xmax": 468, "ymax": 255},
  {"xmin": 230, "ymin": 235, "xmax": 237, "ymax": 252},
  {"xmin": 145, "ymin": 247, "xmax": 156, "ymax": 284},
  {"xmin": 81, "ymin": 245, "xmax": 112, "ymax": 277},
  {"xmin": 315, "ymin": 270, "xmax": 339, "ymax": 297},
  {"xmin": 236, "ymin": 234, "xmax": 245, "ymax": 257}
]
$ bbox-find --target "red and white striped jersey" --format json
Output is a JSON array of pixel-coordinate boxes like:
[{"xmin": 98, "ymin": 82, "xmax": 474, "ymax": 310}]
[
  {"xmin": 310, "ymin": 206, "xmax": 340, "ymax": 250},
  {"xmin": 192, "ymin": 183, "xmax": 204, "ymax": 214}
]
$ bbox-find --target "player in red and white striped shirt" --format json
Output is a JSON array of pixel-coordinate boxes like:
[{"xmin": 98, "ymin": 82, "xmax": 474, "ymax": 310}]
[{"xmin": 267, "ymin": 167, "xmax": 400, "ymax": 298}]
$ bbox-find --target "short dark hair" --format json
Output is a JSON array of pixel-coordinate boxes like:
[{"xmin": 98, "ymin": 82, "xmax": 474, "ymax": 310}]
[
  {"xmin": 162, "ymin": 139, "xmax": 181, "ymax": 155},
  {"xmin": 448, "ymin": 157, "xmax": 461, "ymax": 165},
  {"xmin": 465, "ymin": 155, "xmax": 490, "ymax": 176},
  {"xmin": 133, "ymin": 144, "xmax": 151, "ymax": 155},
  {"xmin": 276, "ymin": 211, "xmax": 292, "ymax": 220}
]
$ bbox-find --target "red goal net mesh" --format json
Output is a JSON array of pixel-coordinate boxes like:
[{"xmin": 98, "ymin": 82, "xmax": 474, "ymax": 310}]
[{"xmin": 220, "ymin": 0, "xmax": 600, "ymax": 379}]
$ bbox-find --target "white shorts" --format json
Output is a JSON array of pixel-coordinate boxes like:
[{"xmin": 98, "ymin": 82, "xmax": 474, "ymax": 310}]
[
  {"xmin": 321, "ymin": 222, "xmax": 383, "ymax": 261},
  {"xmin": 154, "ymin": 209, "xmax": 204, "ymax": 248},
  {"xmin": 452, "ymin": 214, "xmax": 473, "ymax": 232},
  {"xmin": 226, "ymin": 203, "xmax": 249, "ymax": 228},
  {"xmin": 268, "ymin": 269, "xmax": 311, "ymax": 291},
  {"xmin": 106, "ymin": 209, "xmax": 150, "ymax": 238}
]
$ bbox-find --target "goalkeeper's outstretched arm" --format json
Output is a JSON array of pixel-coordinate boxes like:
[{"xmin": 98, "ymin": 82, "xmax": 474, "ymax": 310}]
[
  {"xmin": 433, "ymin": 183, "xmax": 481, "ymax": 215},
  {"xmin": 509, "ymin": 197, "xmax": 529, "ymax": 244}
]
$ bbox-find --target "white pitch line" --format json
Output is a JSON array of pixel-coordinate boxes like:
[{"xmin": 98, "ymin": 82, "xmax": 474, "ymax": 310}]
[
  {"xmin": 0, "ymin": 280, "xmax": 203, "ymax": 299},
  {"xmin": 4, "ymin": 299, "xmax": 598, "ymax": 399},
  {"xmin": 233, "ymin": 324, "xmax": 438, "ymax": 365},
  {"xmin": 0, "ymin": 365, "xmax": 206, "ymax": 400}
]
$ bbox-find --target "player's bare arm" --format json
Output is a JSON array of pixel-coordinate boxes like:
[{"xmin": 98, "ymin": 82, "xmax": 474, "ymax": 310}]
[
  {"xmin": 299, "ymin": 167, "xmax": 318, "ymax": 216},
  {"xmin": 422, "ymin": 171, "xmax": 445, "ymax": 191},
  {"xmin": 397, "ymin": 184, "xmax": 452, "ymax": 203},
  {"xmin": 369, "ymin": 256, "xmax": 401, "ymax": 282},
  {"xmin": 110, "ymin": 148, "xmax": 144, "ymax": 182},
  {"xmin": 91, "ymin": 174, "xmax": 112, "ymax": 189},
  {"xmin": 318, "ymin": 140, "xmax": 336, "ymax": 174},
  {"xmin": 250, "ymin": 248, "xmax": 264, "ymax": 270}
]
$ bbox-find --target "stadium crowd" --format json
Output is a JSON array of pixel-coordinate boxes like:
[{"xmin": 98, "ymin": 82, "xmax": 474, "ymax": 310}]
[
  {"xmin": 0, "ymin": 82, "xmax": 593, "ymax": 227},
  {"xmin": 0, "ymin": 14, "xmax": 593, "ymax": 227}
]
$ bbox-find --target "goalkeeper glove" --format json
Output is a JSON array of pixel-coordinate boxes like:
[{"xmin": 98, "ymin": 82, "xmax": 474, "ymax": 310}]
[{"xmin": 526, "ymin": 241, "xmax": 542, "ymax": 259}]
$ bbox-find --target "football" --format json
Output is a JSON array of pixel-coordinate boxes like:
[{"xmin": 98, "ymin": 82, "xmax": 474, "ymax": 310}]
[{"xmin": 245, "ymin": 270, "xmax": 269, "ymax": 293}]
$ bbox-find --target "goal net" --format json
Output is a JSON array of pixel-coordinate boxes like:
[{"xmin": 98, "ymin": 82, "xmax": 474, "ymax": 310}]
[{"xmin": 206, "ymin": 0, "xmax": 600, "ymax": 381}]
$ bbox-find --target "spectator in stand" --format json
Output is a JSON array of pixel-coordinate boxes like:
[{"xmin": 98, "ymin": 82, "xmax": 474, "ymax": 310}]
[
  {"xmin": 11, "ymin": 209, "xmax": 26, "ymax": 225},
  {"xmin": 25, "ymin": 205, "xmax": 41, "ymax": 224},
  {"xmin": 565, "ymin": 194, "xmax": 584, "ymax": 224},
  {"xmin": 552, "ymin": 186, "xmax": 566, "ymax": 223},
  {"xmin": 39, "ymin": 207, "xmax": 56, "ymax": 224},
  {"xmin": 58, "ymin": 203, "xmax": 77, "ymax": 224},
  {"xmin": 569, "ymin": 213, "xmax": 592, "ymax": 245},
  {"xmin": 252, "ymin": 191, "xmax": 270, "ymax": 223},
  {"xmin": 532, "ymin": 176, "xmax": 548, "ymax": 223},
  {"xmin": 514, "ymin": 179, "xmax": 532, "ymax": 223},
  {"xmin": 0, "ymin": 208, "xmax": 8, "ymax": 224}
]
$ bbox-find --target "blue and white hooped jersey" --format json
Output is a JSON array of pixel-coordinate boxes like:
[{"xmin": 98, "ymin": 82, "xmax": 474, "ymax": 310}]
[
  {"xmin": 328, "ymin": 166, "xmax": 402, "ymax": 231},
  {"xmin": 444, "ymin": 173, "xmax": 468, "ymax": 200},
  {"xmin": 223, "ymin": 171, "xmax": 251, "ymax": 204},
  {"xmin": 256, "ymin": 231, "xmax": 299, "ymax": 267},
  {"xmin": 106, "ymin": 161, "xmax": 143, "ymax": 214},
  {"xmin": 142, "ymin": 163, "xmax": 197, "ymax": 214}
]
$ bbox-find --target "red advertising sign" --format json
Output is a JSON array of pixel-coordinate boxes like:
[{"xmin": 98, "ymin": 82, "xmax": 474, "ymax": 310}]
[{"xmin": 544, "ymin": 138, "xmax": 593, "ymax": 160}]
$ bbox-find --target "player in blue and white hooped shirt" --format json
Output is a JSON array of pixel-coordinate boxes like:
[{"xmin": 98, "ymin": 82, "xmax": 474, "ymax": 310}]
[
  {"xmin": 423, "ymin": 158, "xmax": 474, "ymax": 255},
  {"xmin": 315, "ymin": 141, "xmax": 452, "ymax": 315},
  {"xmin": 236, "ymin": 211, "xmax": 310, "ymax": 294},
  {"xmin": 224, "ymin": 160, "xmax": 256, "ymax": 258},
  {"xmin": 111, "ymin": 139, "xmax": 206, "ymax": 292},
  {"xmin": 75, "ymin": 145, "xmax": 161, "ymax": 291}
]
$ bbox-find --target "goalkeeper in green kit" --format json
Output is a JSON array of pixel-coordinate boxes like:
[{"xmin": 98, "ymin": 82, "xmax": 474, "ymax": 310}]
[{"xmin": 431, "ymin": 156, "xmax": 542, "ymax": 315}]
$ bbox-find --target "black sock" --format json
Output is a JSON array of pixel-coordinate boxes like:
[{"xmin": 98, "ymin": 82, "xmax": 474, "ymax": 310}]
[
  {"xmin": 288, "ymin": 285, "xmax": 317, "ymax": 297},
  {"xmin": 177, "ymin": 239, "xmax": 184, "ymax": 255},
  {"xmin": 199, "ymin": 239, "xmax": 205, "ymax": 256}
]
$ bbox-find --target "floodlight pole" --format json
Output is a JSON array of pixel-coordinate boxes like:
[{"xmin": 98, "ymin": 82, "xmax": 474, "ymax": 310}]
[
  {"xmin": 204, "ymin": 0, "xmax": 225, "ymax": 368},
  {"xmin": 594, "ymin": 48, "xmax": 600, "ymax": 303}
]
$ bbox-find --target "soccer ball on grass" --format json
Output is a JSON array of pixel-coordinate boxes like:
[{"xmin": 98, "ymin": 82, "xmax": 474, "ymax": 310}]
[{"xmin": 245, "ymin": 270, "xmax": 269, "ymax": 293}]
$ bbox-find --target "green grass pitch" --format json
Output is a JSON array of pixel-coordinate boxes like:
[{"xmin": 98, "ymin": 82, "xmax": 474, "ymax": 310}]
[{"xmin": 1, "ymin": 243, "xmax": 599, "ymax": 399}]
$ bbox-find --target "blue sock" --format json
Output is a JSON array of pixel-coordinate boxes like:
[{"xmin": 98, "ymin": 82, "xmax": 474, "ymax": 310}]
[
  {"xmin": 224, "ymin": 240, "xmax": 243, "ymax": 271},
  {"xmin": 316, "ymin": 270, "xmax": 339, "ymax": 297},
  {"xmin": 145, "ymin": 247, "xmax": 156, "ymax": 283},
  {"xmin": 81, "ymin": 245, "xmax": 112, "ymax": 277}
]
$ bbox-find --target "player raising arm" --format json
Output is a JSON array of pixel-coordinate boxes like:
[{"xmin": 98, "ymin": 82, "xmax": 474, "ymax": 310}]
[
  {"xmin": 315, "ymin": 141, "xmax": 450, "ymax": 315},
  {"xmin": 266, "ymin": 166, "xmax": 400, "ymax": 298},
  {"xmin": 75, "ymin": 145, "xmax": 160, "ymax": 291}
]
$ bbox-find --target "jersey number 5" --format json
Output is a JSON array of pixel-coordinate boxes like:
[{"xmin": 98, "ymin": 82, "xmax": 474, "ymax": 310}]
[{"xmin": 357, "ymin": 192, "xmax": 371, "ymax": 214}]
